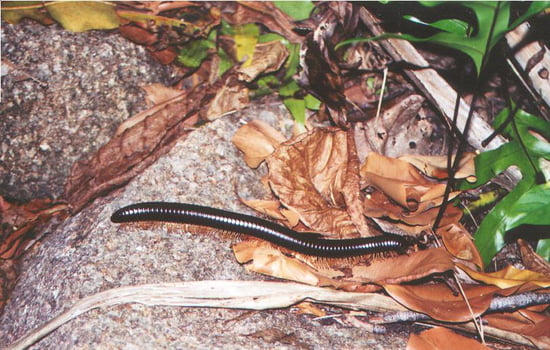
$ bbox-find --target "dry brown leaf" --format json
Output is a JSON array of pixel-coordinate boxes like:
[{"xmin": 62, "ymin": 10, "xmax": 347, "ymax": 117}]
[
  {"xmin": 517, "ymin": 238, "xmax": 550, "ymax": 275},
  {"xmin": 457, "ymin": 264, "xmax": 550, "ymax": 289},
  {"xmin": 363, "ymin": 187, "xmax": 462, "ymax": 231},
  {"xmin": 358, "ymin": 94, "xmax": 425, "ymax": 156},
  {"xmin": 438, "ymin": 222, "xmax": 483, "ymax": 268},
  {"xmin": 361, "ymin": 152, "xmax": 448, "ymax": 211},
  {"xmin": 407, "ymin": 327, "xmax": 489, "ymax": 350},
  {"xmin": 233, "ymin": 120, "xmax": 286, "ymax": 168},
  {"xmin": 484, "ymin": 310, "xmax": 550, "ymax": 348},
  {"xmin": 232, "ymin": 240, "xmax": 341, "ymax": 286},
  {"xmin": 384, "ymin": 283, "xmax": 502, "ymax": 322},
  {"xmin": 400, "ymin": 152, "xmax": 477, "ymax": 182},
  {"xmin": 204, "ymin": 75, "xmax": 249, "ymax": 121},
  {"xmin": 266, "ymin": 128, "xmax": 373, "ymax": 238},
  {"xmin": 384, "ymin": 282, "xmax": 545, "ymax": 323},
  {"xmin": 142, "ymin": 83, "xmax": 184, "ymax": 107},
  {"xmin": 232, "ymin": 241, "xmax": 453, "ymax": 291},
  {"xmin": 65, "ymin": 72, "xmax": 245, "ymax": 212},
  {"xmin": 353, "ymin": 247, "xmax": 455, "ymax": 284},
  {"xmin": 294, "ymin": 301, "xmax": 326, "ymax": 317},
  {"xmin": 0, "ymin": 197, "xmax": 68, "ymax": 259},
  {"xmin": 237, "ymin": 41, "xmax": 289, "ymax": 82}
]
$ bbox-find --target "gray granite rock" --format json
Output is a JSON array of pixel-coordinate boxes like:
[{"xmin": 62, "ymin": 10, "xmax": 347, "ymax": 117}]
[
  {"xmin": 1, "ymin": 20, "xmax": 172, "ymax": 201},
  {"xmin": 1, "ymin": 104, "xmax": 408, "ymax": 349}
]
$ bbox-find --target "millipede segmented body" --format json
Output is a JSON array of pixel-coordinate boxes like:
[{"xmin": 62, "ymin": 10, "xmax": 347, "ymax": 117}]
[{"xmin": 111, "ymin": 202, "xmax": 413, "ymax": 258}]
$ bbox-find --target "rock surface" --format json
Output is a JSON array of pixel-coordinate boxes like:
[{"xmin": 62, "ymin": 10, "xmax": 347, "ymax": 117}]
[{"xmin": 1, "ymin": 20, "xmax": 171, "ymax": 201}]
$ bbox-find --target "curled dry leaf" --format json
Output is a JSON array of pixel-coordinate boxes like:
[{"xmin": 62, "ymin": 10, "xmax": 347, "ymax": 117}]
[
  {"xmin": 361, "ymin": 152, "xmax": 458, "ymax": 212},
  {"xmin": 438, "ymin": 222, "xmax": 483, "ymax": 268},
  {"xmin": 399, "ymin": 152, "xmax": 477, "ymax": 182},
  {"xmin": 237, "ymin": 41, "xmax": 289, "ymax": 83},
  {"xmin": 204, "ymin": 75, "xmax": 249, "ymax": 121},
  {"xmin": 232, "ymin": 240, "xmax": 339, "ymax": 287},
  {"xmin": 232, "ymin": 240, "xmax": 437, "ymax": 292},
  {"xmin": 408, "ymin": 327, "xmax": 490, "ymax": 350},
  {"xmin": 141, "ymin": 83, "xmax": 184, "ymax": 107},
  {"xmin": 457, "ymin": 264, "xmax": 550, "ymax": 289},
  {"xmin": 232, "ymin": 119, "xmax": 286, "ymax": 168}
]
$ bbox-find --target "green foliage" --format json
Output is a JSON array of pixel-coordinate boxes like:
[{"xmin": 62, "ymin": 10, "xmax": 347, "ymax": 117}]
[
  {"xmin": 274, "ymin": 1, "xmax": 314, "ymax": 21},
  {"xmin": 337, "ymin": 1, "xmax": 550, "ymax": 76},
  {"xmin": 463, "ymin": 107, "xmax": 550, "ymax": 264},
  {"xmin": 176, "ymin": 21, "xmax": 319, "ymax": 128},
  {"xmin": 178, "ymin": 36, "xmax": 216, "ymax": 69}
]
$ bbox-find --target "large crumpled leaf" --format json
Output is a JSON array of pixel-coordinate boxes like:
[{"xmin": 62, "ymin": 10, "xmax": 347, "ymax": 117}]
[{"xmin": 266, "ymin": 128, "xmax": 372, "ymax": 238}]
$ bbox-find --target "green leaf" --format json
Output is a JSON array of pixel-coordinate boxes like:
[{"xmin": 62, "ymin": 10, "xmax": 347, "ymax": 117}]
[
  {"xmin": 46, "ymin": 1, "xmax": 119, "ymax": 32},
  {"xmin": 466, "ymin": 107, "xmax": 550, "ymax": 264},
  {"xmin": 274, "ymin": 1, "xmax": 314, "ymax": 21},
  {"xmin": 178, "ymin": 38, "xmax": 216, "ymax": 68},
  {"xmin": 283, "ymin": 97, "xmax": 306, "ymax": 127},
  {"xmin": 339, "ymin": 2, "xmax": 548, "ymax": 76},
  {"xmin": 403, "ymin": 15, "xmax": 470, "ymax": 36},
  {"xmin": 234, "ymin": 23, "xmax": 260, "ymax": 66},
  {"xmin": 304, "ymin": 94, "xmax": 321, "ymax": 110}
]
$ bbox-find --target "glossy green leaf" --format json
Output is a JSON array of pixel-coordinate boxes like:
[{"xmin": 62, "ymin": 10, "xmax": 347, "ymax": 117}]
[
  {"xmin": 274, "ymin": 1, "xmax": 314, "ymax": 21},
  {"xmin": 466, "ymin": 107, "xmax": 550, "ymax": 264},
  {"xmin": 338, "ymin": 2, "xmax": 549, "ymax": 76}
]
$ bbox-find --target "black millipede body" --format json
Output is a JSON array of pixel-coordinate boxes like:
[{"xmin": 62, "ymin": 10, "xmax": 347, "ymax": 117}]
[{"xmin": 111, "ymin": 202, "xmax": 413, "ymax": 258}]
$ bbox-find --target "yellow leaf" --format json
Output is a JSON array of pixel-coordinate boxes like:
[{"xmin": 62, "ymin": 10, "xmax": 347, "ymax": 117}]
[
  {"xmin": 457, "ymin": 264, "xmax": 550, "ymax": 288},
  {"xmin": 234, "ymin": 23, "xmax": 259, "ymax": 67},
  {"xmin": 46, "ymin": 1, "xmax": 119, "ymax": 32}
]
